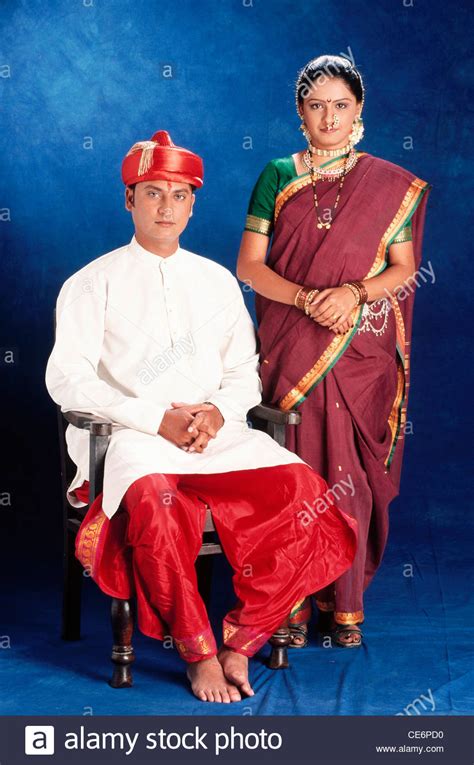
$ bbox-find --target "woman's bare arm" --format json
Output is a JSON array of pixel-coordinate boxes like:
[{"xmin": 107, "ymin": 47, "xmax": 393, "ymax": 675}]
[
  {"xmin": 236, "ymin": 230, "xmax": 303, "ymax": 305},
  {"xmin": 361, "ymin": 240, "xmax": 416, "ymax": 301}
]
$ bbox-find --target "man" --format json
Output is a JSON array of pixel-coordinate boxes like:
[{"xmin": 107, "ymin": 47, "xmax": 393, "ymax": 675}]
[{"xmin": 46, "ymin": 130, "xmax": 357, "ymax": 702}]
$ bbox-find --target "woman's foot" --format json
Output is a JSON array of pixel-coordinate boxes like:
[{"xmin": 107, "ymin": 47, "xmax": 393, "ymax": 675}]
[
  {"xmin": 317, "ymin": 611, "xmax": 363, "ymax": 647},
  {"xmin": 332, "ymin": 622, "xmax": 363, "ymax": 648},
  {"xmin": 186, "ymin": 656, "xmax": 242, "ymax": 702},
  {"xmin": 217, "ymin": 647, "xmax": 255, "ymax": 697},
  {"xmin": 289, "ymin": 623, "xmax": 309, "ymax": 648}
]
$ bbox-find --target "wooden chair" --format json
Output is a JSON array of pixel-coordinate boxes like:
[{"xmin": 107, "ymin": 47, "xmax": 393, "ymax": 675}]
[{"xmin": 57, "ymin": 404, "xmax": 301, "ymax": 687}]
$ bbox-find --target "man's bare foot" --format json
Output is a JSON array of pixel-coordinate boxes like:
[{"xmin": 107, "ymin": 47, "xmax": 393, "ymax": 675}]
[
  {"xmin": 217, "ymin": 647, "xmax": 254, "ymax": 697},
  {"xmin": 186, "ymin": 656, "xmax": 242, "ymax": 702}
]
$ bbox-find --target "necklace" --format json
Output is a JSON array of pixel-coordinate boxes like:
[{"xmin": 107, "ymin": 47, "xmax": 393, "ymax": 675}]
[
  {"xmin": 309, "ymin": 142, "xmax": 351, "ymax": 157},
  {"xmin": 302, "ymin": 148, "xmax": 358, "ymax": 178},
  {"xmin": 305, "ymin": 149, "xmax": 358, "ymax": 230}
]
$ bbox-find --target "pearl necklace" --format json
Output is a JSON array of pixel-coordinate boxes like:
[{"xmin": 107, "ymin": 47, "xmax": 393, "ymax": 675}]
[{"xmin": 303, "ymin": 148, "xmax": 358, "ymax": 179}]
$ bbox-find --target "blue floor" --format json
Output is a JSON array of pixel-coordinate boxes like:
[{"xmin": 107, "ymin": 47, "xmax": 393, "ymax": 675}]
[{"xmin": 2, "ymin": 486, "xmax": 473, "ymax": 716}]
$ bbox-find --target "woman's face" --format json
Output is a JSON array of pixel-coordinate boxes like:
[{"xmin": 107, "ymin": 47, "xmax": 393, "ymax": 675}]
[{"xmin": 299, "ymin": 76, "xmax": 361, "ymax": 150}]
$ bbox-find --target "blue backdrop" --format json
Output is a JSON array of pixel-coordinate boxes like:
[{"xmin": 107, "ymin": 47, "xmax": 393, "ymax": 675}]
[{"xmin": 1, "ymin": 0, "xmax": 472, "ymax": 718}]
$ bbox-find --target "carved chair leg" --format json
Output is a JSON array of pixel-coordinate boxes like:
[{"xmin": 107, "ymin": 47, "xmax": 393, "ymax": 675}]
[
  {"xmin": 61, "ymin": 529, "xmax": 83, "ymax": 641},
  {"xmin": 109, "ymin": 598, "xmax": 135, "ymax": 688},
  {"xmin": 267, "ymin": 618, "xmax": 290, "ymax": 670}
]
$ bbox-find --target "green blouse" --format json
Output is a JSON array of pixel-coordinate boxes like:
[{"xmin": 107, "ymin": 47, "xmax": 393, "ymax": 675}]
[{"xmin": 244, "ymin": 155, "xmax": 412, "ymax": 243}]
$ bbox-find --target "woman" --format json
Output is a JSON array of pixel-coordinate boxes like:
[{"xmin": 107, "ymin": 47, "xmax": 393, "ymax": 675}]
[{"xmin": 236, "ymin": 55, "xmax": 431, "ymax": 648}]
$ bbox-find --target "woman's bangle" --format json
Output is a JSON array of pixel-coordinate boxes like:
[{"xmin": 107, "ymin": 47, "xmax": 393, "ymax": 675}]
[
  {"xmin": 295, "ymin": 286, "xmax": 319, "ymax": 312},
  {"xmin": 342, "ymin": 281, "xmax": 368, "ymax": 306},
  {"xmin": 304, "ymin": 289, "xmax": 319, "ymax": 315},
  {"xmin": 294, "ymin": 287, "xmax": 308, "ymax": 311},
  {"xmin": 342, "ymin": 282, "xmax": 361, "ymax": 306},
  {"xmin": 353, "ymin": 280, "xmax": 368, "ymax": 304}
]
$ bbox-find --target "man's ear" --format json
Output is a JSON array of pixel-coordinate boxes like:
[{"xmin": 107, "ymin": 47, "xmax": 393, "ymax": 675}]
[
  {"xmin": 125, "ymin": 187, "xmax": 134, "ymax": 211},
  {"xmin": 189, "ymin": 193, "xmax": 196, "ymax": 218}
]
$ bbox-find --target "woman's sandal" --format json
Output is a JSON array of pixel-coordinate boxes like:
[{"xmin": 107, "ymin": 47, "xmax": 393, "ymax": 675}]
[
  {"xmin": 288, "ymin": 624, "xmax": 309, "ymax": 649},
  {"xmin": 331, "ymin": 623, "xmax": 363, "ymax": 648}
]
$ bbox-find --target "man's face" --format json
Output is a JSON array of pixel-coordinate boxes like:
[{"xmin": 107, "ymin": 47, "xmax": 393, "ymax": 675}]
[{"xmin": 125, "ymin": 180, "xmax": 195, "ymax": 244}]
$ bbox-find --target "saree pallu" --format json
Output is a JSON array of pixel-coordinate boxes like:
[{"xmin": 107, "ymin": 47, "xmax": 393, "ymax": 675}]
[
  {"xmin": 73, "ymin": 463, "xmax": 357, "ymax": 660},
  {"xmin": 256, "ymin": 154, "xmax": 431, "ymax": 623}
]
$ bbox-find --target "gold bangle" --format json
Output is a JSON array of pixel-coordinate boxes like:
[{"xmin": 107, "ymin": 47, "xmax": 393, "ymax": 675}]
[
  {"xmin": 342, "ymin": 282, "xmax": 360, "ymax": 306},
  {"xmin": 304, "ymin": 289, "xmax": 319, "ymax": 315},
  {"xmin": 353, "ymin": 280, "xmax": 368, "ymax": 304},
  {"xmin": 294, "ymin": 287, "xmax": 308, "ymax": 311}
]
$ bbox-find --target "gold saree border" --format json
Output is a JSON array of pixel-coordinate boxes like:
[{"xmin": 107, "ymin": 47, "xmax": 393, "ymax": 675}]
[
  {"xmin": 288, "ymin": 596, "xmax": 312, "ymax": 626},
  {"xmin": 335, "ymin": 610, "xmax": 364, "ymax": 625},
  {"xmin": 278, "ymin": 176, "xmax": 430, "ymax": 418},
  {"xmin": 383, "ymin": 177, "xmax": 430, "ymax": 465},
  {"xmin": 316, "ymin": 601, "xmax": 365, "ymax": 624},
  {"xmin": 279, "ymin": 308, "xmax": 364, "ymax": 410}
]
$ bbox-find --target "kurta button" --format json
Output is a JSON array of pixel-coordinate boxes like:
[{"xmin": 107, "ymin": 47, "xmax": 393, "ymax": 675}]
[{"xmin": 336, "ymin": 402, "xmax": 340, "ymax": 408}]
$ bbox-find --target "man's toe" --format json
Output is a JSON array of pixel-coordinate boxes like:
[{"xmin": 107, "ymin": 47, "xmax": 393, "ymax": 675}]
[{"xmin": 227, "ymin": 684, "xmax": 242, "ymax": 702}]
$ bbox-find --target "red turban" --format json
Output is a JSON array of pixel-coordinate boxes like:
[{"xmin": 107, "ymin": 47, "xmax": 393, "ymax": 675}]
[{"xmin": 121, "ymin": 130, "xmax": 204, "ymax": 188}]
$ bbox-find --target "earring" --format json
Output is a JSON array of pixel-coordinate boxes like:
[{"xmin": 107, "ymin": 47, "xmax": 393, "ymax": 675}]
[
  {"xmin": 349, "ymin": 114, "xmax": 364, "ymax": 147},
  {"xmin": 299, "ymin": 121, "xmax": 312, "ymax": 143}
]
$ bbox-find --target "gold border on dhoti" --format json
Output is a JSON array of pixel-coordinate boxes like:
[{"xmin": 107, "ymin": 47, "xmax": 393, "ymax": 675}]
[{"xmin": 76, "ymin": 511, "xmax": 108, "ymax": 577}]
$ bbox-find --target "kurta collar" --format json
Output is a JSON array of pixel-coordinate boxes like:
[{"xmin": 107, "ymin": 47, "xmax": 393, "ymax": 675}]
[{"xmin": 129, "ymin": 235, "xmax": 183, "ymax": 265}]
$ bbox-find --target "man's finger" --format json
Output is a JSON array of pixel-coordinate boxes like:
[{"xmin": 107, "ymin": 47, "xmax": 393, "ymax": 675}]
[
  {"xmin": 188, "ymin": 412, "xmax": 206, "ymax": 432},
  {"xmin": 188, "ymin": 432, "xmax": 211, "ymax": 453}
]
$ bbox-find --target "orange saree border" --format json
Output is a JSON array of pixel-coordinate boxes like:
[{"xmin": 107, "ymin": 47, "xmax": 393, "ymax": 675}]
[{"xmin": 278, "ymin": 177, "xmax": 429, "ymax": 417}]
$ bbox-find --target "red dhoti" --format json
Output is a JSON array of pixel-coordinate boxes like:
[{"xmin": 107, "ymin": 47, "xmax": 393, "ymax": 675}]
[{"xmin": 75, "ymin": 463, "xmax": 357, "ymax": 662}]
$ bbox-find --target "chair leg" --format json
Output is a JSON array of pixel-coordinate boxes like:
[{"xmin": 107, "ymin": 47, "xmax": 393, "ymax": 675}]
[
  {"xmin": 109, "ymin": 598, "xmax": 135, "ymax": 688},
  {"xmin": 61, "ymin": 529, "xmax": 83, "ymax": 641},
  {"xmin": 196, "ymin": 554, "xmax": 214, "ymax": 609},
  {"xmin": 267, "ymin": 619, "xmax": 290, "ymax": 669}
]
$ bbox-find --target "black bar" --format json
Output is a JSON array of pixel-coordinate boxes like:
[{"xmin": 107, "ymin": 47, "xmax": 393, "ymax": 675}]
[{"xmin": 2, "ymin": 715, "xmax": 472, "ymax": 764}]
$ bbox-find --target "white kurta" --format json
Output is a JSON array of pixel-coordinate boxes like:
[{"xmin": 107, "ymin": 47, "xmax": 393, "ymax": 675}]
[{"xmin": 46, "ymin": 236, "xmax": 305, "ymax": 518}]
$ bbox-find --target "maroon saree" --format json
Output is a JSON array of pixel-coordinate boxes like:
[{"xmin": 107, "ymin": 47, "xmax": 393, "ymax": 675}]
[{"xmin": 256, "ymin": 153, "xmax": 431, "ymax": 624}]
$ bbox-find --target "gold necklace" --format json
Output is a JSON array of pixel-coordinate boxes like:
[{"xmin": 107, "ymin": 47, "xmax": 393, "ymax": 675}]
[
  {"xmin": 308, "ymin": 150, "xmax": 356, "ymax": 230},
  {"xmin": 309, "ymin": 142, "xmax": 351, "ymax": 157}
]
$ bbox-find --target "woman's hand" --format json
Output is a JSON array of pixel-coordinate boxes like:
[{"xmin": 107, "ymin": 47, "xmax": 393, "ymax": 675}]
[
  {"xmin": 308, "ymin": 286, "xmax": 357, "ymax": 331},
  {"xmin": 330, "ymin": 317, "xmax": 353, "ymax": 335}
]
